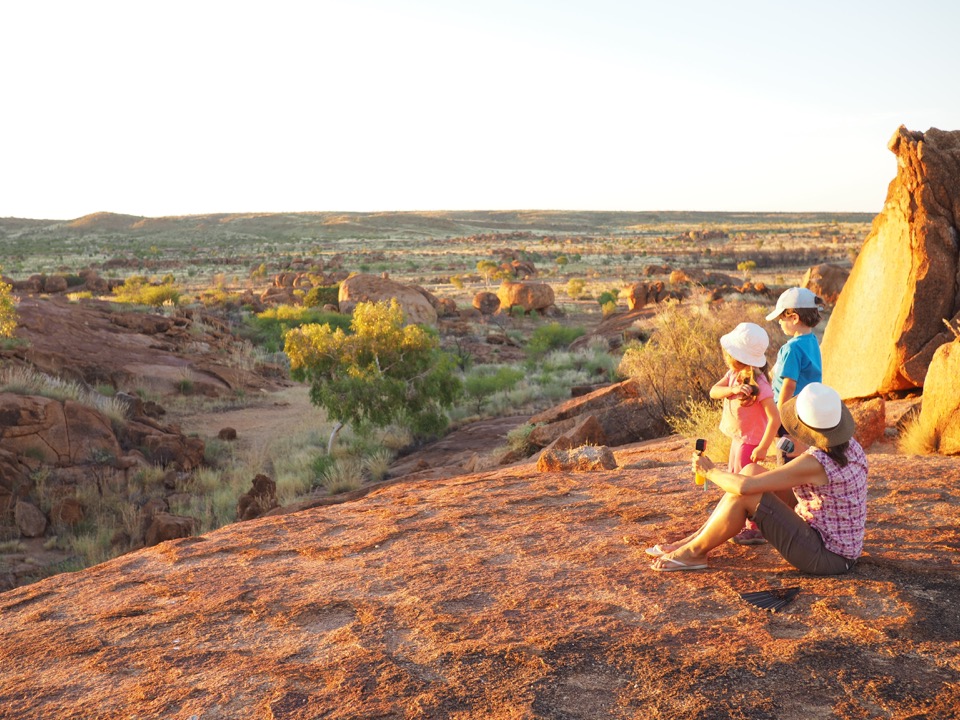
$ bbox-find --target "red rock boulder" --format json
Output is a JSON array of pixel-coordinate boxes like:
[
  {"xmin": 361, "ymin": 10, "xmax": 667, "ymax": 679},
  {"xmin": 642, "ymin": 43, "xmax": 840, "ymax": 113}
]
[
  {"xmin": 496, "ymin": 281, "xmax": 554, "ymax": 314},
  {"xmin": 472, "ymin": 291, "xmax": 500, "ymax": 315},
  {"xmin": 917, "ymin": 339, "xmax": 960, "ymax": 454},
  {"xmin": 339, "ymin": 274, "xmax": 438, "ymax": 327},
  {"xmin": 823, "ymin": 127, "xmax": 960, "ymax": 398},
  {"xmin": 0, "ymin": 395, "xmax": 122, "ymax": 467},
  {"xmin": 537, "ymin": 445, "xmax": 617, "ymax": 472},
  {"xmin": 802, "ymin": 264, "xmax": 849, "ymax": 305}
]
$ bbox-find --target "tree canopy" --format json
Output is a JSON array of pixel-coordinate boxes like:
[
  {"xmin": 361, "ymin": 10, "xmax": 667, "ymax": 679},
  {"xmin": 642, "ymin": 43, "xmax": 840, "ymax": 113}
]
[{"xmin": 285, "ymin": 300, "xmax": 461, "ymax": 442}]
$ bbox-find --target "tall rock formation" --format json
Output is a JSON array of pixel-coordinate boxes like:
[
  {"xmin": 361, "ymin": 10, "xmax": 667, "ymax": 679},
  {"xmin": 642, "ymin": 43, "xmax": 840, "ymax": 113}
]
[{"xmin": 822, "ymin": 126, "xmax": 960, "ymax": 398}]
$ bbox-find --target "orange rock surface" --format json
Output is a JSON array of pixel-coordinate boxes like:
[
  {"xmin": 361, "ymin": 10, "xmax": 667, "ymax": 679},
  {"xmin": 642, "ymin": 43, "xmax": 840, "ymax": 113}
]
[{"xmin": 0, "ymin": 438, "xmax": 957, "ymax": 719}]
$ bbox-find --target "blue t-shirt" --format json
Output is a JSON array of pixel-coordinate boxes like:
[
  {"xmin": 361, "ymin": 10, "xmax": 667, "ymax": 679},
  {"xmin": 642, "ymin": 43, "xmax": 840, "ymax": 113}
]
[{"xmin": 772, "ymin": 333, "xmax": 822, "ymax": 401}]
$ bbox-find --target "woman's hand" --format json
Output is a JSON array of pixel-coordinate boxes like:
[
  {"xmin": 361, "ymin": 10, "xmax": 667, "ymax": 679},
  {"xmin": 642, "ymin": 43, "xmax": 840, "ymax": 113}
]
[{"xmin": 692, "ymin": 452, "xmax": 715, "ymax": 477}]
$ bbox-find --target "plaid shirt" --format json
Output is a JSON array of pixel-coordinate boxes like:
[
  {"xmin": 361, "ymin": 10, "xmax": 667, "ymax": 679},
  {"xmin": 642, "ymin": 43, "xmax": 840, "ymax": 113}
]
[{"xmin": 793, "ymin": 438, "xmax": 868, "ymax": 559}]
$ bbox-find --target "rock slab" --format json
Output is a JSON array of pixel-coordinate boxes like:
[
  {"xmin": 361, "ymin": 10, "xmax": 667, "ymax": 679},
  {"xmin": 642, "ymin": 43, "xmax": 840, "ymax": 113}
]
[{"xmin": 822, "ymin": 126, "xmax": 960, "ymax": 398}]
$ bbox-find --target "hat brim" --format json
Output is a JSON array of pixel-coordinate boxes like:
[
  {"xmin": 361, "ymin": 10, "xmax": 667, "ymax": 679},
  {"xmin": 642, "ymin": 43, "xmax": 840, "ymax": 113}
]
[
  {"xmin": 781, "ymin": 395, "xmax": 856, "ymax": 449},
  {"xmin": 719, "ymin": 335, "xmax": 766, "ymax": 368},
  {"xmin": 765, "ymin": 308, "xmax": 784, "ymax": 321}
]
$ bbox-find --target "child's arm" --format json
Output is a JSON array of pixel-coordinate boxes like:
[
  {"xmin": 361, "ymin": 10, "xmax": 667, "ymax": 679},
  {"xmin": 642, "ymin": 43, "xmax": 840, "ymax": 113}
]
[
  {"xmin": 710, "ymin": 376, "xmax": 746, "ymax": 400},
  {"xmin": 777, "ymin": 377, "xmax": 797, "ymax": 411},
  {"xmin": 750, "ymin": 397, "xmax": 781, "ymax": 463}
]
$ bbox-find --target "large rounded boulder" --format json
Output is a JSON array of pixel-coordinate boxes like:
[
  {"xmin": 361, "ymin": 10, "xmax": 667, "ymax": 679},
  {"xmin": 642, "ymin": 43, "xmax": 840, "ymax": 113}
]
[
  {"xmin": 339, "ymin": 274, "xmax": 438, "ymax": 326},
  {"xmin": 801, "ymin": 264, "xmax": 849, "ymax": 304},
  {"xmin": 496, "ymin": 281, "xmax": 555, "ymax": 314}
]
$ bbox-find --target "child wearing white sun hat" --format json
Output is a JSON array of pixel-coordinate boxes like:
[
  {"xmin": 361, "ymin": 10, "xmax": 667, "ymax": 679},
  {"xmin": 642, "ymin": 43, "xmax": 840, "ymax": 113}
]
[
  {"xmin": 711, "ymin": 322, "xmax": 781, "ymax": 546},
  {"xmin": 711, "ymin": 322, "xmax": 780, "ymax": 473}
]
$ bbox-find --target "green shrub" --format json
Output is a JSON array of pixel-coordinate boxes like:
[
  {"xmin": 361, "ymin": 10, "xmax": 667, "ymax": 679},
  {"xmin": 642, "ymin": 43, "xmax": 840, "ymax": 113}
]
[
  {"xmin": 311, "ymin": 453, "xmax": 337, "ymax": 479},
  {"xmin": 286, "ymin": 300, "xmax": 462, "ymax": 444},
  {"xmin": 0, "ymin": 268, "xmax": 18, "ymax": 338},
  {"xmin": 362, "ymin": 448, "xmax": 394, "ymax": 482},
  {"xmin": 464, "ymin": 366, "xmax": 525, "ymax": 413},
  {"xmin": 525, "ymin": 322, "xmax": 586, "ymax": 359},
  {"xmin": 505, "ymin": 423, "xmax": 537, "ymax": 454},
  {"xmin": 303, "ymin": 285, "xmax": 340, "ymax": 308},
  {"xmin": 319, "ymin": 458, "xmax": 364, "ymax": 494},
  {"xmin": 566, "ymin": 278, "xmax": 586, "ymax": 299},
  {"xmin": 597, "ymin": 290, "xmax": 617, "ymax": 308},
  {"xmin": 245, "ymin": 305, "xmax": 351, "ymax": 353}
]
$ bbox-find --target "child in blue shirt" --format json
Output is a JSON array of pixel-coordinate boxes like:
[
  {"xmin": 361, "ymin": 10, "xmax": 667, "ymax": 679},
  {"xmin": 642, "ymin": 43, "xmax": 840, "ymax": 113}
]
[
  {"xmin": 767, "ymin": 287, "xmax": 824, "ymax": 410},
  {"xmin": 730, "ymin": 287, "xmax": 824, "ymax": 545}
]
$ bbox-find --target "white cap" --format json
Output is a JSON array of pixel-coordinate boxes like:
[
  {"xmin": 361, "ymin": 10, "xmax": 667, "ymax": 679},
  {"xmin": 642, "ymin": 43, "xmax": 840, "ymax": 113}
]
[
  {"xmin": 766, "ymin": 287, "xmax": 820, "ymax": 321},
  {"xmin": 719, "ymin": 322, "xmax": 769, "ymax": 367}
]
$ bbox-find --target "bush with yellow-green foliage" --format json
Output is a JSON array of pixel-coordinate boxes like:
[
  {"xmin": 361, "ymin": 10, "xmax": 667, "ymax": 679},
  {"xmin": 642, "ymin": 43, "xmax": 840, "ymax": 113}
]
[
  {"xmin": 666, "ymin": 398, "xmax": 731, "ymax": 465},
  {"xmin": 285, "ymin": 299, "xmax": 462, "ymax": 449},
  {"xmin": 565, "ymin": 278, "xmax": 586, "ymax": 299},
  {"xmin": 0, "ymin": 267, "xmax": 18, "ymax": 338},
  {"xmin": 112, "ymin": 275, "xmax": 181, "ymax": 308}
]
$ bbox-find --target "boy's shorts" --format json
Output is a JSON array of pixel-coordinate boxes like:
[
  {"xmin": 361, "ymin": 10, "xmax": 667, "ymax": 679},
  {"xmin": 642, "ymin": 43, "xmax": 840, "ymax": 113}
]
[{"xmin": 752, "ymin": 493, "xmax": 856, "ymax": 575}]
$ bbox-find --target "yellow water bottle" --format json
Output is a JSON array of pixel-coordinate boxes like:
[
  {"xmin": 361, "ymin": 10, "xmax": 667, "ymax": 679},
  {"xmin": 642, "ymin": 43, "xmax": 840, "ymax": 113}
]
[{"xmin": 694, "ymin": 438, "xmax": 707, "ymax": 488}]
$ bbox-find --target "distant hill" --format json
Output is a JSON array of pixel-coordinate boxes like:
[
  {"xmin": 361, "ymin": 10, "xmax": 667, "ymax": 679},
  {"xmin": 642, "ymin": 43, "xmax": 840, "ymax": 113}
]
[{"xmin": 0, "ymin": 210, "xmax": 876, "ymax": 243}]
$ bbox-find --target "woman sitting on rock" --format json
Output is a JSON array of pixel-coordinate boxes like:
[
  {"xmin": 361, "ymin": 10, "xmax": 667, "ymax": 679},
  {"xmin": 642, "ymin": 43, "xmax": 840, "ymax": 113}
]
[{"xmin": 648, "ymin": 383, "xmax": 867, "ymax": 575}]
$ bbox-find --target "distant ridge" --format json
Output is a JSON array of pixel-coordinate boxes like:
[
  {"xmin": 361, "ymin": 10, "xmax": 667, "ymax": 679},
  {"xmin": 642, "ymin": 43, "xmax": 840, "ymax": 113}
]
[{"xmin": 1, "ymin": 210, "xmax": 876, "ymax": 243}]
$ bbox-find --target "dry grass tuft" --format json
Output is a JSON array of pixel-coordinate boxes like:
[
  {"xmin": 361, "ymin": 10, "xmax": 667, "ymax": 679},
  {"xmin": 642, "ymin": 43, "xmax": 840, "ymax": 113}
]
[{"xmin": 898, "ymin": 412, "xmax": 938, "ymax": 455}]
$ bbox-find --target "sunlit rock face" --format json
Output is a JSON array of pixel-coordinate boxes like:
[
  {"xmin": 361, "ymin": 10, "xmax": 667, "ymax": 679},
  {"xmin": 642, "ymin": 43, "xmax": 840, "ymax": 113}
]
[
  {"xmin": 918, "ymin": 339, "xmax": 960, "ymax": 454},
  {"xmin": 822, "ymin": 126, "xmax": 960, "ymax": 399}
]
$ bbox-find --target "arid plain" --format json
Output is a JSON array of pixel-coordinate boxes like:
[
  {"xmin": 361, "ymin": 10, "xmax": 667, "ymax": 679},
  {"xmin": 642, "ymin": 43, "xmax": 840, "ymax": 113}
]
[{"xmin": 0, "ymin": 208, "xmax": 957, "ymax": 719}]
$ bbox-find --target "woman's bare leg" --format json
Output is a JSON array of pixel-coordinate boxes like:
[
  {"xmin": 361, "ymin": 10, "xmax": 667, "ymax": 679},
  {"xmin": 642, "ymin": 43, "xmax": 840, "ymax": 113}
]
[{"xmin": 652, "ymin": 491, "xmax": 763, "ymax": 568}]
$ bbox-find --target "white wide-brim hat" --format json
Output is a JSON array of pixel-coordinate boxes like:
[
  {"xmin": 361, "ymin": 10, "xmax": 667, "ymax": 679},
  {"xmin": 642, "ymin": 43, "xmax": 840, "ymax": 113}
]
[
  {"xmin": 781, "ymin": 382, "xmax": 856, "ymax": 449},
  {"xmin": 719, "ymin": 322, "xmax": 769, "ymax": 368}
]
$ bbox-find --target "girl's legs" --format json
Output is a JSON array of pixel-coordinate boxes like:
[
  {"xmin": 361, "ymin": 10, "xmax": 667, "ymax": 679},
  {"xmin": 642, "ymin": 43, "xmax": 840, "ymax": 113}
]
[
  {"xmin": 729, "ymin": 441, "xmax": 764, "ymax": 542},
  {"xmin": 728, "ymin": 439, "xmax": 755, "ymax": 473}
]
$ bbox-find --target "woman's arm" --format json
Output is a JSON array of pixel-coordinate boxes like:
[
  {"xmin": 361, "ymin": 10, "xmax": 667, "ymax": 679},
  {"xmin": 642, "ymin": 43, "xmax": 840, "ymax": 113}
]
[{"xmin": 694, "ymin": 452, "xmax": 827, "ymax": 495}]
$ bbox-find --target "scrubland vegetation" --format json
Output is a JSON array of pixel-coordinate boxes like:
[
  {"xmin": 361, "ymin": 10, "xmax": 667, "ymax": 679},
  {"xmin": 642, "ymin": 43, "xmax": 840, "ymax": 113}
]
[{"xmin": 0, "ymin": 210, "xmax": 873, "ymax": 579}]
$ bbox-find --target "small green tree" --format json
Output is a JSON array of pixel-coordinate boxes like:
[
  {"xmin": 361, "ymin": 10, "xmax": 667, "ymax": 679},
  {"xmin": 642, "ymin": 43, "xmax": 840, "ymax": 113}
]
[
  {"xmin": 597, "ymin": 290, "xmax": 618, "ymax": 309},
  {"xmin": 476, "ymin": 260, "xmax": 500, "ymax": 287},
  {"xmin": 737, "ymin": 260, "xmax": 757, "ymax": 279},
  {"xmin": 285, "ymin": 300, "xmax": 462, "ymax": 452},
  {"xmin": 0, "ymin": 268, "xmax": 18, "ymax": 338},
  {"xmin": 525, "ymin": 322, "xmax": 586, "ymax": 359}
]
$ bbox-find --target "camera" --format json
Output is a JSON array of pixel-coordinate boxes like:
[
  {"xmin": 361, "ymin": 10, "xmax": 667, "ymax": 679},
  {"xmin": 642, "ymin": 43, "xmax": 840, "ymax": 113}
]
[{"xmin": 775, "ymin": 436, "xmax": 795, "ymax": 454}]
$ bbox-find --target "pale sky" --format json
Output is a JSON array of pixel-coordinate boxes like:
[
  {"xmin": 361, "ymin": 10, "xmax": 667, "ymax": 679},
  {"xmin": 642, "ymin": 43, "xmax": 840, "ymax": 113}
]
[{"xmin": 3, "ymin": 0, "xmax": 958, "ymax": 220}]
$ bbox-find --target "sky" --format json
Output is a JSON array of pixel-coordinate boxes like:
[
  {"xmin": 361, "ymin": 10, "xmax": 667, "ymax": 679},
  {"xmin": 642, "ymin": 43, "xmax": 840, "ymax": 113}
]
[{"xmin": 3, "ymin": 0, "xmax": 959, "ymax": 220}]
